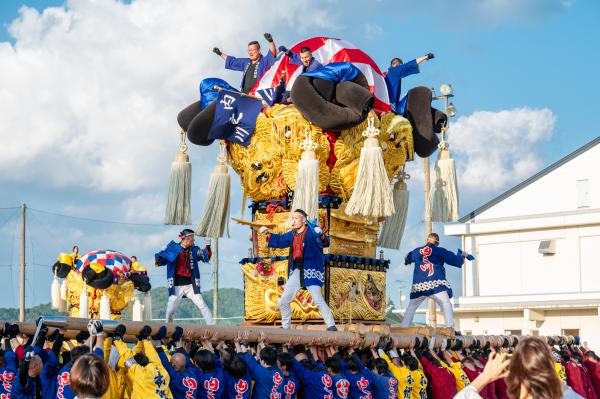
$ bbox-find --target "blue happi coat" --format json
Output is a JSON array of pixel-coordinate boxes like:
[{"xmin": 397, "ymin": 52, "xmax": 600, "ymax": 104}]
[
  {"xmin": 267, "ymin": 227, "xmax": 327, "ymax": 287},
  {"xmin": 155, "ymin": 241, "xmax": 211, "ymax": 296},
  {"xmin": 225, "ymin": 53, "xmax": 276, "ymax": 91},
  {"xmin": 0, "ymin": 351, "xmax": 17, "ymax": 399},
  {"xmin": 405, "ymin": 243, "xmax": 464, "ymax": 299},
  {"xmin": 288, "ymin": 51, "xmax": 322, "ymax": 72},
  {"xmin": 384, "ymin": 59, "xmax": 419, "ymax": 115}
]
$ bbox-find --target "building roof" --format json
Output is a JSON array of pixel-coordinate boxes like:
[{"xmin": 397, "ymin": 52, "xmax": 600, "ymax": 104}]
[{"xmin": 459, "ymin": 135, "xmax": 600, "ymax": 223}]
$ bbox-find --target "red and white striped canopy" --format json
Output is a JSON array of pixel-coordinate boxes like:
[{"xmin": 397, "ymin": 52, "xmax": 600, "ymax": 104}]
[{"xmin": 250, "ymin": 37, "xmax": 391, "ymax": 114}]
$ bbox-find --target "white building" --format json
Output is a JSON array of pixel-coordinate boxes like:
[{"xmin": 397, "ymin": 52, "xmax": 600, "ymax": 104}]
[{"xmin": 444, "ymin": 136, "xmax": 600, "ymax": 350}]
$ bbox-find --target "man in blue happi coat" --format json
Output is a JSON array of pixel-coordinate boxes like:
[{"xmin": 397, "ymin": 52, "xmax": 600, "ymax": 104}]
[
  {"xmin": 213, "ymin": 33, "xmax": 279, "ymax": 94},
  {"xmin": 155, "ymin": 229, "xmax": 214, "ymax": 324},
  {"xmin": 401, "ymin": 232, "xmax": 470, "ymax": 329},
  {"xmin": 279, "ymin": 46, "xmax": 322, "ymax": 72},
  {"xmin": 385, "ymin": 53, "xmax": 434, "ymax": 114},
  {"xmin": 259, "ymin": 209, "xmax": 337, "ymax": 331}
]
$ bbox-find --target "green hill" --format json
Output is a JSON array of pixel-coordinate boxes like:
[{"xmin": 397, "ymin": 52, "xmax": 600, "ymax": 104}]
[
  {"xmin": 0, "ymin": 287, "xmax": 245, "ymax": 325},
  {"xmin": 0, "ymin": 288, "xmax": 402, "ymax": 326}
]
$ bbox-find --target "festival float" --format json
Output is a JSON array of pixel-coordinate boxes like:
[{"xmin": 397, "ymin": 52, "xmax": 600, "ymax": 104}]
[
  {"xmin": 51, "ymin": 249, "xmax": 151, "ymax": 320},
  {"xmin": 47, "ymin": 37, "xmax": 458, "ymax": 325},
  {"xmin": 164, "ymin": 37, "xmax": 458, "ymax": 325}
]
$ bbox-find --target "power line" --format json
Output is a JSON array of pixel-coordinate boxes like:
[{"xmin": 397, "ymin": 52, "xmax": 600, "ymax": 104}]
[{"xmin": 28, "ymin": 207, "xmax": 168, "ymax": 227}]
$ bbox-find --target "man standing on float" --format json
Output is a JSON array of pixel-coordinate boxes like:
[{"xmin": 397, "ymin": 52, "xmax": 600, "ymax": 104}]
[
  {"xmin": 259, "ymin": 209, "xmax": 337, "ymax": 331},
  {"xmin": 155, "ymin": 229, "xmax": 215, "ymax": 324},
  {"xmin": 401, "ymin": 232, "xmax": 469, "ymax": 329}
]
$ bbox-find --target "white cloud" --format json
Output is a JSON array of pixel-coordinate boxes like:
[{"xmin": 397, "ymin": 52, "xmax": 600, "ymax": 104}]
[
  {"xmin": 0, "ymin": 0, "xmax": 329, "ymax": 192},
  {"xmin": 364, "ymin": 23, "xmax": 383, "ymax": 38},
  {"xmin": 450, "ymin": 107, "xmax": 556, "ymax": 191}
]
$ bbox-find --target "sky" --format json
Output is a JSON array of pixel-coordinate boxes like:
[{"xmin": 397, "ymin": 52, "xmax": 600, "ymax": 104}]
[{"xmin": 0, "ymin": 0, "xmax": 599, "ymax": 313}]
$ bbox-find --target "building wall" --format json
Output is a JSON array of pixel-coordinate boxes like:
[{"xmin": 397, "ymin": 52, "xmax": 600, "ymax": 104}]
[
  {"xmin": 462, "ymin": 224, "xmax": 600, "ymax": 297},
  {"xmin": 476, "ymin": 142, "xmax": 600, "ymax": 220},
  {"xmin": 456, "ymin": 309, "xmax": 600, "ymax": 350}
]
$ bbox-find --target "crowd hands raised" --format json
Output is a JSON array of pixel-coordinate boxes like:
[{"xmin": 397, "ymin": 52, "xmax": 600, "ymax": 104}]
[{"xmin": 1, "ymin": 321, "xmax": 599, "ymax": 399}]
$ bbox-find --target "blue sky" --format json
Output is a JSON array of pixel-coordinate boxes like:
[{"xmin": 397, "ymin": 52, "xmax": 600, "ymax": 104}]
[{"xmin": 0, "ymin": 0, "xmax": 599, "ymax": 313}]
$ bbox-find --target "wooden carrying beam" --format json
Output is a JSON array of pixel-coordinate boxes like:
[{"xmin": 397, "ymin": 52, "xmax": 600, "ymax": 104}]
[{"xmin": 0, "ymin": 316, "xmax": 575, "ymax": 350}]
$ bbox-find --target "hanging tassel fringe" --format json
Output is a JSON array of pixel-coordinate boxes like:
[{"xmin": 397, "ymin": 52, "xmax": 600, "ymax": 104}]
[
  {"xmin": 379, "ymin": 173, "xmax": 410, "ymax": 249},
  {"xmin": 164, "ymin": 129, "xmax": 192, "ymax": 225},
  {"xmin": 58, "ymin": 279, "xmax": 67, "ymax": 312},
  {"xmin": 346, "ymin": 117, "xmax": 394, "ymax": 218},
  {"xmin": 132, "ymin": 296, "xmax": 143, "ymax": 322},
  {"xmin": 99, "ymin": 291, "xmax": 111, "ymax": 320},
  {"xmin": 196, "ymin": 142, "xmax": 231, "ymax": 238},
  {"xmin": 290, "ymin": 130, "xmax": 320, "ymax": 221},
  {"xmin": 431, "ymin": 140, "xmax": 459, "ymax": 222},
  {"xmin": 143, "ymin": 291, "xmax": 153, "ymax": 321},
  {"xmin": 79, "ymin": 285, "xmax": 89, "ymax": 318},
  {"xmin": 51, "ymin": 274, "xmax": 60, "ymax": 310}
]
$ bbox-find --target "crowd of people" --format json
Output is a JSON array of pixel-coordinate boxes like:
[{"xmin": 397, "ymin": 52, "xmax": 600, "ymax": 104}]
[{"xmin": 1, "ymin": 320, "xmax": 599, "ymax": 399}]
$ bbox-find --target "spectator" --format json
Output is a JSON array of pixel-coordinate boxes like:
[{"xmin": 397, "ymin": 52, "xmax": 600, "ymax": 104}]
[
  {"xmin": 453, "ymin": 352, "xmax": 508, "ymax": 399},
  {"xmin": 70, "ymin": 353, "xmax": 110, "ymax": 399},
  {"xmin": 506, "ymin": 337, "xmax": 581, "ymax": 399}
]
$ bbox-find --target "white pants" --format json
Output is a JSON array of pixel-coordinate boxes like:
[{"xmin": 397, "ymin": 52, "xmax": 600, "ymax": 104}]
[
  {"xmin": 280, "ymin": 269, "xmax": 336, "ymax": 328},
  {"xmin": 165, "ymin": 284, "xmax": 215, "ymax": 325},
  {"xmin": 401, "ymin": 290, "xmax": 454, "ymax": 328}
]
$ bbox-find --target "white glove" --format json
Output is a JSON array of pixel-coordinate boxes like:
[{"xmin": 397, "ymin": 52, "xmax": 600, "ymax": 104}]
[
  {"xmin": 87, "ymin": 320, "xmax": 97, "ymax": 336},
  {"xmin": 314, "ymin": 226, "xmax": 323, "ymax": 235},
  {"xmin": 259, "ymin": 226, "xmax": 268, "ymax": 234},
  {"xmin": 24, "ymin": 351, "xmax": 34, "ymax": 361}
]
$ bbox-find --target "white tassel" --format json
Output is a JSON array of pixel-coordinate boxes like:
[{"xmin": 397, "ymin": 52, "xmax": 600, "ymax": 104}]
[
  {"xmin": 346, "ymin": 117, "xmax": 394, "ymax": 218},
  {"xmin": 99, "ymin": 291, "xmax": 111, "ymax": 320},
  {"xmin": 196, "ymin": 142, "xmax": 230, "ymax": 238},
  {"xmin": 51, "ymin": 274, "xmax": 60, "ymax": 309},
  {"xmin": 431, "ymin": 141, "xmax": 459, "ymax": 222},
  {"xmin": 58, "ymin": 279, "xmax": 67, "ymax": 312},
  {"xmin": 165, "ymin": 130, "xmax": 192, "ymax": 225},
  {"xmin": 143, "ymin": 292, "xmax": 153, "ymax": 321},
  {"xmin": 379, "ymin": 173, "xmax": 410, "ymax": 249},
  {"xmin": 290, "ymin": 131, "xmax": 320, "ymax": 221},
  {"xmin": 79, "ymin": 284, "xmax": 89, "ymax": 318},
  {"xmin": 132, "ymin": 297, "xmax": 143, "ymax": 322}
]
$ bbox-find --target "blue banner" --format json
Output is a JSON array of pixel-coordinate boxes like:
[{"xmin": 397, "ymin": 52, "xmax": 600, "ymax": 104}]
[
  {"xmin": 199, "ymin": 78, "xmax": 238, "ymax": 109},
  {"xmin": 302, "ymin": 62, "xmax": 360, "ymax": 83},
  {"xmin": 208, "ymin": 90, "xmax": 263, "ymax": 147}
]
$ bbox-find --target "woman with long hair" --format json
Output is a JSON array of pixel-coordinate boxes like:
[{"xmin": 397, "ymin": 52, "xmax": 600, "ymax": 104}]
[
  {"xmin": 506, "ymin": 338, "xmax": 582, "ymax": 399},
  {"xmin": 454, "ymin": 337, "xmax": 582, "ymax": 399}
]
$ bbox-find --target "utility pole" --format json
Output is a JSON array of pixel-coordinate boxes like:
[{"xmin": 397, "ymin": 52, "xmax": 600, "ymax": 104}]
[
  {"xmin": 212, "ymin": 238, "xmax": 219, "ymax": 324},
  {"xmin": 20, "ymin": 204, "xmax": 26, "ymax": 322},
  {"xmin": 423, "ymin": 160, "xmax": 437, "ymax": 327}
]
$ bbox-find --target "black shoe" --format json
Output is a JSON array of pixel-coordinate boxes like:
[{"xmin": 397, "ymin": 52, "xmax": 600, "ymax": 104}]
[{"xmin": 327, "ymin": 326, "xmax": 338, "ymax": 332}]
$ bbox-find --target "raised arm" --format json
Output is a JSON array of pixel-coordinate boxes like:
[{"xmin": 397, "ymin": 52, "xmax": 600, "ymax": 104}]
[
  {"xmin": 415, "ymin": 53, "xmax": 434, "ymax": 64},
  {"xmin": 264, "ymin": 33, "xmax": 277, "ymax": 57}
]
